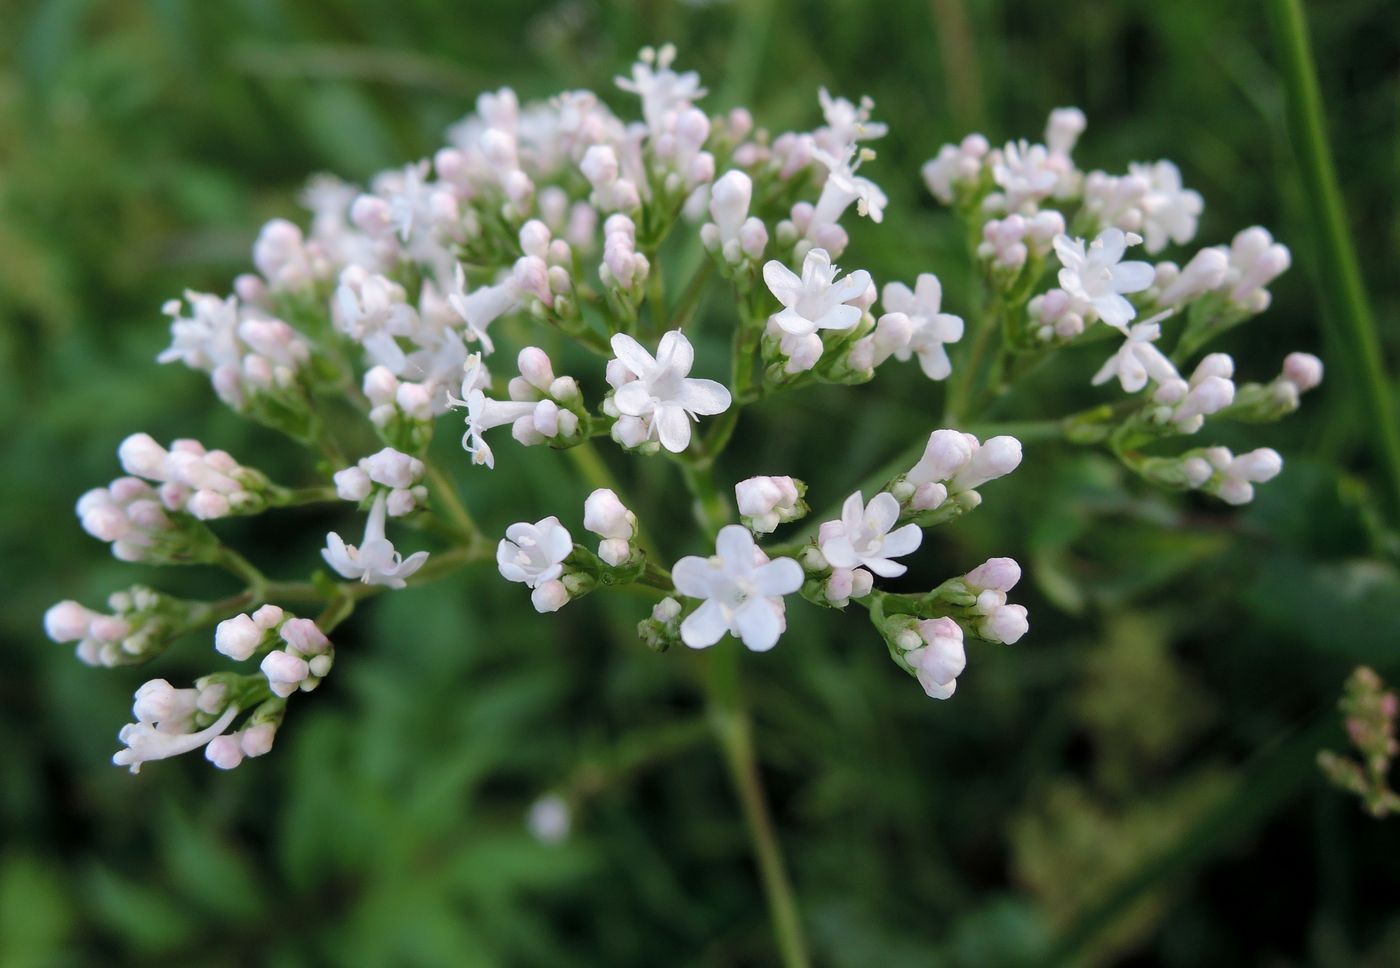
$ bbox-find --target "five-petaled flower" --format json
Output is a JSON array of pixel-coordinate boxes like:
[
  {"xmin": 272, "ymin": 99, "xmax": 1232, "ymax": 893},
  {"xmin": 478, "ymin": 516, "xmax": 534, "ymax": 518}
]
[
  {"xmin": 1053, "ymin": 227, "xmax": 1154, "ymax": 330},
  {"xmin": 610, "ymin": 330, "xmax": 732, "ymax": 453},
  {"xmin": 671, "ymin": 525, "xmax": 804, "ymax": 652},
  {"xmin": 819, "ymin": 491, "xmax": 924, "ymax": 578}
]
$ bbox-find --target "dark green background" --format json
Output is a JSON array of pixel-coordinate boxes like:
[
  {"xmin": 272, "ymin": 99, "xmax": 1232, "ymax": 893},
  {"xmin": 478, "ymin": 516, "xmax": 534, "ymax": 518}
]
[{"xmin": 3, "ymin": 1, "xmax": 1398, "ymax": 965}]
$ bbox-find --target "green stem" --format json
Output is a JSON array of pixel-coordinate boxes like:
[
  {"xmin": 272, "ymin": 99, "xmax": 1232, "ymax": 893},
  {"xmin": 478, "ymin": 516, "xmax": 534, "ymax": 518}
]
[
  {"xmin": 425, "ymin": 461, "xmax": 480, "ymax": 542},
  {"xmin": 667, "ymin": 260, "xmax": 715, "ymax": 331},
  {"xmin": 705, "ymin": 645, "xmax": 812, "ymax": 968},
  {"xmin": 646, "ymin": 258, "xmax": 667, "ymax": 333},
  {"xmin": 1268, "ymin": 0, "xmax": 1400, "ymax": 515},
  {"xmin": 213, "ymin": 547, "xmax": 267, "ymax": 591}
]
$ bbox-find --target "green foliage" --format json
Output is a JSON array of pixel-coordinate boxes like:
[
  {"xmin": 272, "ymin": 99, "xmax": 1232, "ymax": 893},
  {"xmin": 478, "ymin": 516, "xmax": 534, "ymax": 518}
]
[{"xmin": 3, "ymin": 0, "xmax": 1398, "ymax": 965}]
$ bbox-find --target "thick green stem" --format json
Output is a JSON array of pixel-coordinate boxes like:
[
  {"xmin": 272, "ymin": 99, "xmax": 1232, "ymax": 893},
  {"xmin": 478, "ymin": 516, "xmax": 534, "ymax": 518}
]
[
  {"xmin": 1268, "ymin": 0, "xmax": 1400, "ymax": 514},
  {"xmin": 706, "ymin": 645, "xmax": 812, "ymax": 968}
]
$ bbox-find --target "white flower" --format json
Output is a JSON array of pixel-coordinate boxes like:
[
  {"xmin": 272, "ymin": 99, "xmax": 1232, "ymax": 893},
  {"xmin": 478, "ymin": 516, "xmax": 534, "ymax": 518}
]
[
  {"xmin": 497, "ymin": 516, "xmax": 573, "ymax": 588},
  {"xmin": 609, "ymin": 330, "xmax": 731, "ymax": 453},
  {"xmin": 113, "ymin": 683, "xmax": 239, "ymax": 774},
  {"xmin": 1092, "ymin": 318, "xmax": 1180, "ymax": 393},
  {"xmin": 447, "ymin": 264, "xmax": 513, "ymax": 353},
  {"xmin": 1129, "ymin": 160, "xmax": 1203, "ymax": 254},
  {"xmin": 818, "ymin": 492, "xmax": 923, "ymax": 578},
  {"xmin": 321, "ymin": 494, "xmax": 429, "ymax": 588},
  {"xmin": 671, "ymin": 525, "xmax": 803, "ymax": 652},
  {"xmin": 905, "ymin": 617, "xmax": 966, "ymax": 700},
  {"xmin": 614, "ymin": 43, "xmax": 705, "ymax": 130},
  {"xmin": 992, "ymin": 140, "xmax": 1063, "ymax": 212},
  {"xmin": 813, "ymin": 144, "xmax": 888, "ymax": 224},
  {"xmin": 964, "ymin": 557, "xmax": 1028, "ymax": 644},
  {"xmin": 880, "ymin": 275, "xmax": 965, "ymax": 380},
  {"xmin": 764, "ymin": 248, "xmax": 872, "ymax": 338},
  {"xmin": 1054, "ymin": 228, "xmax": 1155, "ymax": 330}
]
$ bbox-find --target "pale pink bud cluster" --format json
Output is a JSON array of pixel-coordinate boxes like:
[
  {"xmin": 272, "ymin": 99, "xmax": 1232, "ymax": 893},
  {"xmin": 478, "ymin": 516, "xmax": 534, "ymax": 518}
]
[
  {"xmin": 259, "ymin": 616, "xmax": 333, "ymax": 699},
  {"xmin": 895, "ymin": 616, "xmax": 967, "ymax": 699},
  {"xmin": 118, "ymin": 433, "xmax": 269, "ymax": 521},
  {"xmin": 735, "ymin": 476, "xmax": 804, "ymax": 534},
  {"xmin": 507, "ymin": 346, "xmax": 581, "ymax": 406},
  {"xmin": 1153, "ymin": 247, "xmax": 1230, "ymax": 306},
  {"xmin": 978, "ymin": 211, "xmax": 1065, "ymax": 270},
  {"xmin": 334, "ymin": 447, "xmax": 428, "ymax": 517},
  {"xmin": 583, "ymin": 488, "xmax": 637, "ymax": 566},
  {"xmin": 1152, "ymin": 353, "xmax": 1236, "ymax": 432},
  {"xmin": 922, "ymin": 134, "xmax": 990, "ymax": 204},
  {"xmin": 700, "ymin": 170, "xmax": 768, "ymax": 264},
  {"xmin": 76, "ymin": 477, "xmax": 177, "ymax": 562},
  {"xmin": 1270, "ymin": 352, "xmax": 1324, "ymax": 410},
  {"xmin": 581, "ymin": 144, "xmax": 642, "ymax": 213},
  {"xmin": 363, "ymin": 365, "xmax": 435, "ymax": 427},
  {"xmin": 44, "ymin": 585, "xmax": 167, "ymax": 667},
  {"xmin": 215, "ymin": 603, "xmax": 286, "ymax": 661},
  {"xmin": 964, "ymin": 557, "xmax": 1029, "ymax": 644},
  {"xmin": 1224, "ymin": 227, "xmax": 1291, "ymax": 311},
  {"xmin": 159, "ymin": 292, "xmax": 311, "ymax": 409},
  {"xmin": 900, "ymin": 430, "xmax": 1022, "ymax": 511},
  {"xmin": 599, "ymin": 214, "xmax": 649, "ymax": 291},
  {"xmin": 1193, "ymin": 446, "xmax": 1284, "ymax": 505}
]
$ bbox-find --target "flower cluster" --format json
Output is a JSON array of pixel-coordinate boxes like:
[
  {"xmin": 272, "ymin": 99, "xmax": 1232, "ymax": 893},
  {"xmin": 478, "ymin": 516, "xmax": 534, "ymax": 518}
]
[
  {"xmin": 923, "ymin": 109, "xmax": 1318, "ymax": 501},
  {"xmin": 47, "ymin": 46, "xmax": 1317, "ymax": 775}
]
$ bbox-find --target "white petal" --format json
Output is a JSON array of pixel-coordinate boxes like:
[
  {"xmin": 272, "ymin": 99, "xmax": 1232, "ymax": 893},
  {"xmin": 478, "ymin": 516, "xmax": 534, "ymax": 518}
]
[
  {"xmin": 762, "ymin": 261, "xmax": 802, "ymax": 306},
  {"xmin": 715, "ymin": 525, "xmax": 755, "ymax": 570},
  {"xmin": 820, "ymin": 535, "xmax": 859, "ymax": 569},
  {"xmin": 681, "ymin": 600, "xmax": 729, "ymax": 648},
  {"xmin": 1110, "ymin": 261, "xmax": 1156, "ymax": 293},
  {"xmin": 672, "ymin": 556, "xmax": 722, "ymax": 598},
  {"xmin": 654, "ymin": 405, "xmax": 692, "ymax": 452},
  {"xmin": 879, "ymin": 523, "xmax": 923, "ymax": 558},
  {"xmin": 863, "ymin": 556, "xmax": 908, "ymax": 578},
  {"xmin": 609, "ymin": 333, "xmax": 656, "ymax": 377},
  {"xmin": 734, "ymin": 598, "xmax": 783, "ymax": 651},
  {"xmin": 613, "ymin": 381, "xmax": 655, "ymax": 417},
  {"xmin": 865, "ymin": 492, "xmax": 901, "ymax": 533},
  {"xmin": 656, "ymin": 330, "xmax": 694, "ymax": 375},
  {"xmin": 676, "ymin": 378, "xmax": 731, "ymax": 415},
  {"xmin": 752, "ymin": 557, "xmax": 803, "ymax": 597}
]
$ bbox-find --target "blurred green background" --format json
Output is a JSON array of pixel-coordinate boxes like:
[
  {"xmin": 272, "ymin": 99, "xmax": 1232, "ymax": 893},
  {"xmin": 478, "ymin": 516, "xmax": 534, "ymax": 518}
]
[{"xmin": 3, "ymin": 1, "xmax": 1399, "ymax": 965}]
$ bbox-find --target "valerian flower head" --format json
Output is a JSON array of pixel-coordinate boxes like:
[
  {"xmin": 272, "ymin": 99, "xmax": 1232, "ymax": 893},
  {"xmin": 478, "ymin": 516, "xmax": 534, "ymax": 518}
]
[
  {"xmin": 609, "ymin": 330, "xmax": 731, "ymax": 453},
  {"xmin": 671, "ymin": 525, "xmax": 803, "ymax": 652},
  {"xmin": 322, "ymin": 494, "xmax": 429, "ymax": 588}
]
